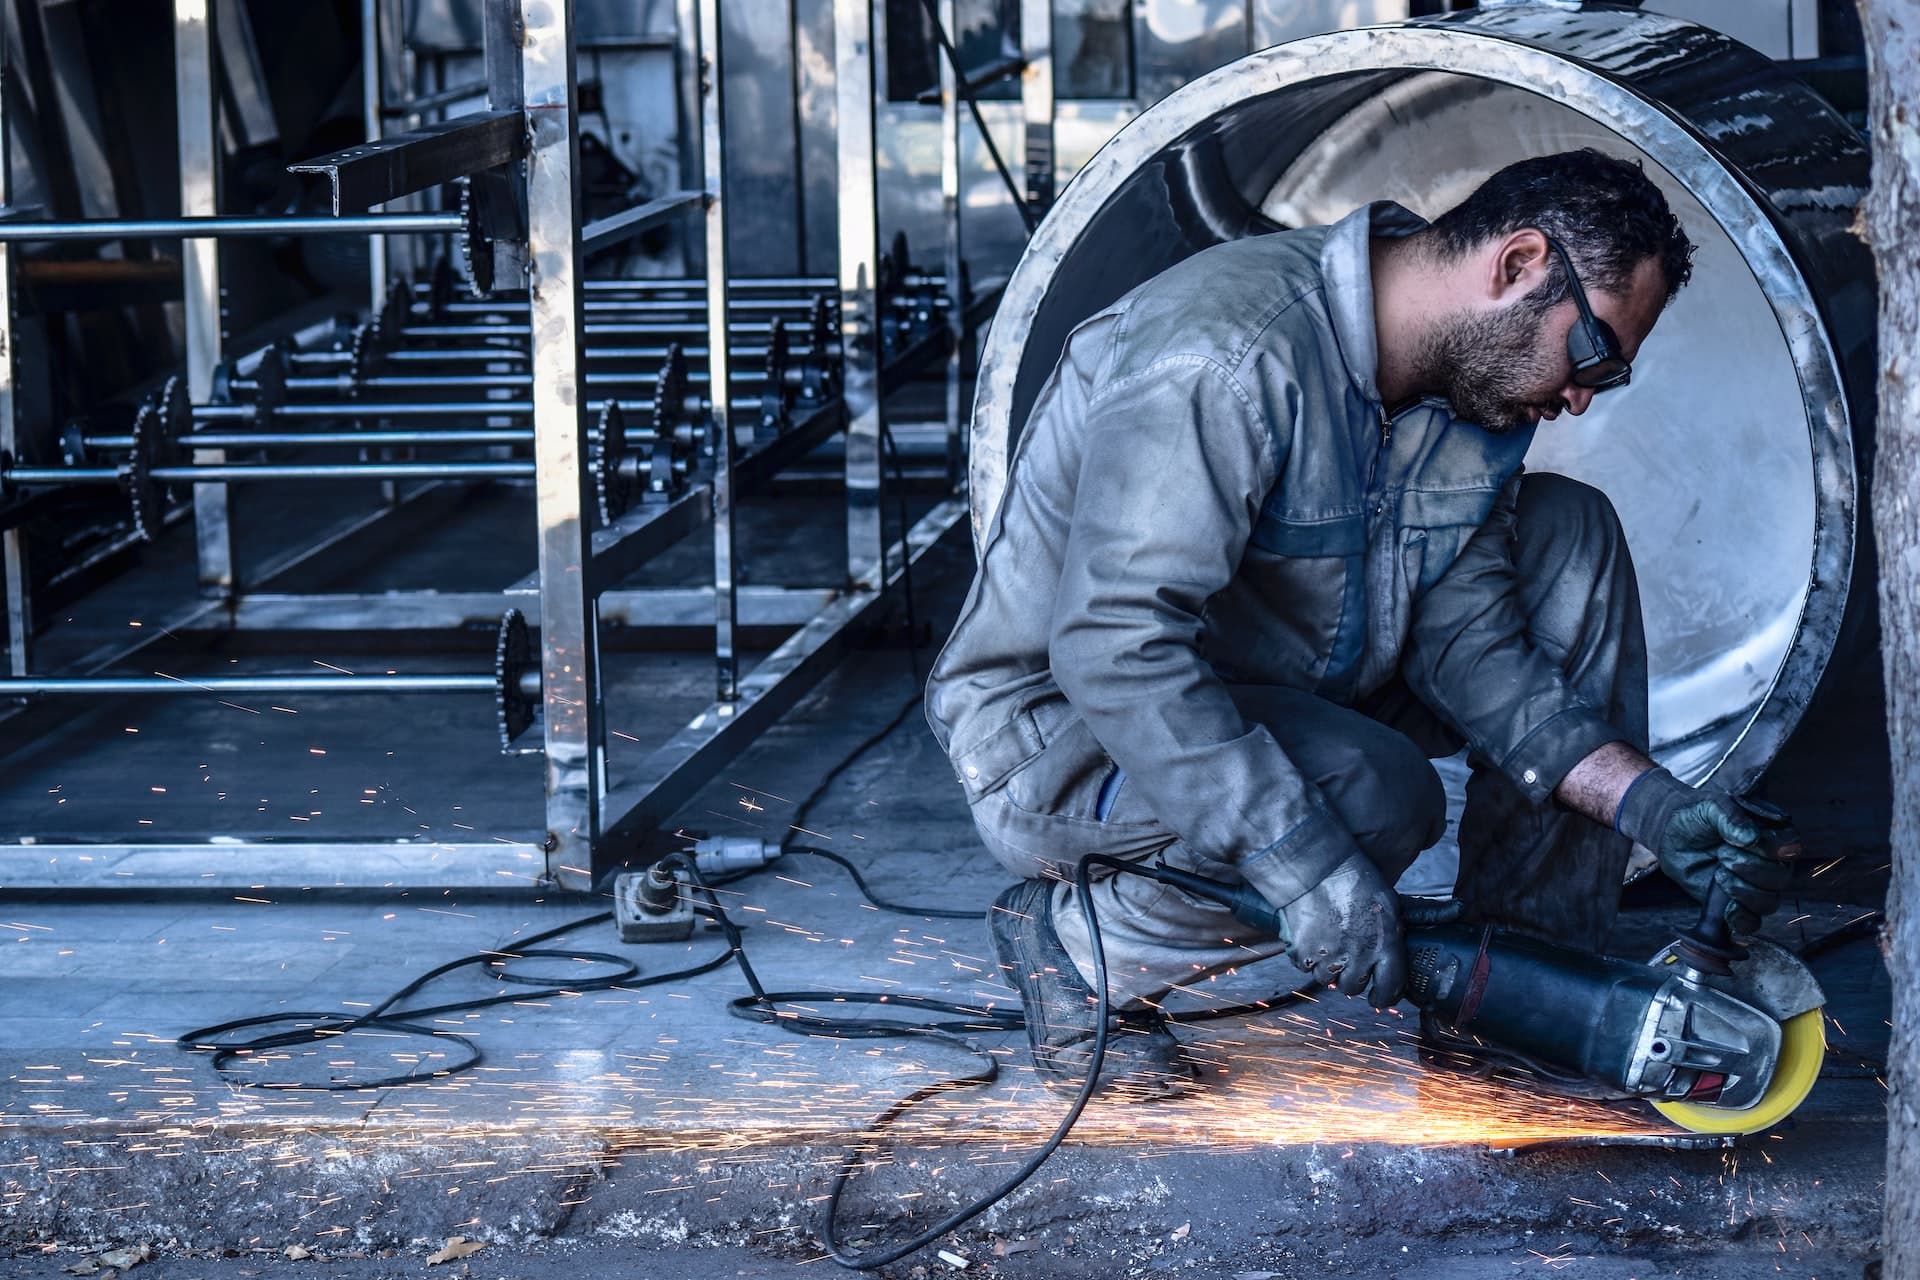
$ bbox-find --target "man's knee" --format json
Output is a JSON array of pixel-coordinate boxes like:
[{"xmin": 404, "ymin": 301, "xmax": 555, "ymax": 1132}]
[
  {"xmin": 1513, "ymin": 472, "xmax": 1627, "ymax": 565},
  {"xmin": 1311, "ymin": 728, "xmax": 1447, "ymax": 880}
]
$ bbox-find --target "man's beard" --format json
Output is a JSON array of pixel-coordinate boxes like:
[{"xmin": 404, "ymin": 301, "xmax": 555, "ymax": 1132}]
[{"xmin": 1413, "ymin": 299, "xmax": 1564, "ymax": 434}]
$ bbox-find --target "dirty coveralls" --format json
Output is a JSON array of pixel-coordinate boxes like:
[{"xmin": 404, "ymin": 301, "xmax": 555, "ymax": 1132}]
[{"xmin": 925, "ymin": 202, "xmax": 1649, "ymax": 1007}]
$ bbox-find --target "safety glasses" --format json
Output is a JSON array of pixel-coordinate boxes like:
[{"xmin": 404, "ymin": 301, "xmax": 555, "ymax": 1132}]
[{"xmin": 1544, "ymin": 235, "xmax": 1632, "ymax": 391}]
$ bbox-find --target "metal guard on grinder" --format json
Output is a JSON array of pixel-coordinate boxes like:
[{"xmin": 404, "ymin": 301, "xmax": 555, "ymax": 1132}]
[{"xmin": 1405, "ymin": 924, "xmax": 1817, "ymax": 1111}]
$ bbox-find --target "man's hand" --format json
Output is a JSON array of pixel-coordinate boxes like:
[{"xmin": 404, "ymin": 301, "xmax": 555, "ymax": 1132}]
[
  {"xmin": 1280, "ymin": 853, "xmax": 1406, "ymax": 1006},
  {"xmin": 1615, "ymin": 768, "xmax": 1795, "ymax": 935}
]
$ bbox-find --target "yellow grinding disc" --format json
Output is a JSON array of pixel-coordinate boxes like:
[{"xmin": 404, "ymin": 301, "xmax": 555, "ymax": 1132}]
[{"xmin": 1651, "ymin": 1008, "xmax": 1826, "ymax": 1135}]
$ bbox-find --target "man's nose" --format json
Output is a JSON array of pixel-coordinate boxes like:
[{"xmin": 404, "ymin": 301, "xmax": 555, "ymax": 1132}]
[{"xmin": 1561, "ymin": 384, "xmax": 1596, "ymax": 416}]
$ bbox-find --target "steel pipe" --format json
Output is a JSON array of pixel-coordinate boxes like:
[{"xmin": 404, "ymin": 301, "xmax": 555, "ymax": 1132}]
[
  {"xmin": 403, "ymin": 320, "xmax": 796, "ymax": 339},
  {"xmin": 83, "ymin": 426, "xmax": 686, "ymax": 452},
  {"xmin": 0, "ymin": 673, "xmax": 502, "ymax": 695},
  {"xmin": 416, "ymin": 274, "xmax": 939, "ymax": 294},
  {"xmin": 275, "ymin": 369, "xmax": 768, "ymax": 393},
  {"xmin": 234, "ymin": 398, "xmax": 742, "ymax": 418},
  {"xmin": 0, "ymin": 212, "xmax": 467, "ymax": 241},
  {"xmin": 289, "ymin": 343, "xmax": 790, "ymax": 365},
  {"xmin": 970, "ymin": 9, "xmax": 1873, "ymax": 792},
  {"xmin": 10, "ymin": 460, "xmax": 532, "ymax": 484}
]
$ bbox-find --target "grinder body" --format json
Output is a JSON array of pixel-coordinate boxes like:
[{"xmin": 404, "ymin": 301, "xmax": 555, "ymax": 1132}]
[
  {"xmin": 1402, "ymin": 923, "xmax": 1792, "ymax": 1110},
  {"xmin": 1405, "ymin": 924, "xmax": 1666, "ymax": 1090},
  {"xmin": 1143, "ymin": 860, "xmax": 1824, "ymax": 1131}
]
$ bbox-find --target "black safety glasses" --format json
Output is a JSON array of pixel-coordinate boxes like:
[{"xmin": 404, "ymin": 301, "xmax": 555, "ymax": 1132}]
[{"xmin": 1544, "ymin": 235, "xmax": 1632, "ymax": 391}]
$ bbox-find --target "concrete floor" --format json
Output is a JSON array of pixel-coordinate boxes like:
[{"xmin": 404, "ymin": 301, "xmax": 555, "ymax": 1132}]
[{"xmin": 0, "ymin": 475, "xmax": 1895, "ymax": 1277}]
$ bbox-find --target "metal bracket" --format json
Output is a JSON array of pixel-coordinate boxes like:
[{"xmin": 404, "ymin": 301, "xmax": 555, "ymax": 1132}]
[{"xmin": 288, "ymin": 109, "xmax": 527, "ymax": 215}]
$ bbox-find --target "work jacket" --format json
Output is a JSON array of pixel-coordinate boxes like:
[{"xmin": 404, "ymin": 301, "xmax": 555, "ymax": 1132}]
[{"xmin": 925, "ymin": 201, "xmax": 1620, "ymax": 906}]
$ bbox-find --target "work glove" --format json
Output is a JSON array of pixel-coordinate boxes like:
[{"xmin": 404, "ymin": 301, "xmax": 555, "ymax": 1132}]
[
  {"xmin": 1276, "ymin": 852, "xmax": 1406, "ymax": 1007},
  {"xmin": 1614, "ymin": 768, "xmax": 1796, "ymax": 935}
]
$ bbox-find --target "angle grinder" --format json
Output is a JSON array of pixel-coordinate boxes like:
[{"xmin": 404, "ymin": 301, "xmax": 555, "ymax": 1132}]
[{"xmin": 1145, "ymin": 801, "xmax": 1826, "ymax": 1135}]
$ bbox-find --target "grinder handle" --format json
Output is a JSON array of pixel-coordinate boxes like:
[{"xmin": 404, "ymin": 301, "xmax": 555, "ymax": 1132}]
[
  {"xmin": 1687, "ymin": 794, "xmax": 1796, "ymax": 954},
  {"xmin": 1693, "ymin": 881, "xmax": 1735, "ymax": 950}
]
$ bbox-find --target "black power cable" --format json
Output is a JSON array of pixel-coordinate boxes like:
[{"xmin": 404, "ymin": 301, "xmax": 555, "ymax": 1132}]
[
  {"xmin": 784, "ymin": 846, "xmax": 981, "ymax": 920},
  {"xmin": 175, "ymin": 908, "xmax": 730, "ymax": 1090},
  {"xmin": 800, "ymin": 853, "xmax": 1197, "ymax": 1269},
  {"xmin": 175, "ymin": 847, "xmax": 1295, "ymax": 1262}
]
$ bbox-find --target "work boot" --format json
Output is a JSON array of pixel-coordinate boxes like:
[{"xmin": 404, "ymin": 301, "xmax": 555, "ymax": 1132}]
[
  {"xmin": 1414, "ymin": 1009, "xmax": 1640, "ymax": 1103},
  {"xmin": 988, "ymin": 879, "xmax": 1195, "ymax": 1100}
]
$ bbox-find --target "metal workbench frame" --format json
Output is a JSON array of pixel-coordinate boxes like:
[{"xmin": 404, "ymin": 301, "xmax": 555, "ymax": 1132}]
[{"xmin": 0, "ymin": 0, "xmax": 1045, "ymax": 891}]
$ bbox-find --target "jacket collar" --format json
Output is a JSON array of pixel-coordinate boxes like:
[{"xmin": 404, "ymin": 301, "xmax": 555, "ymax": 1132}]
[{"xmin": 1319, "ymin": 200, "xmax": 1430, "ymax": 408}]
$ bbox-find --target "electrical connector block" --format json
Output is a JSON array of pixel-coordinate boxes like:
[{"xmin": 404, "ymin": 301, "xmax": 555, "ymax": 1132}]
[{"xmin": 614, "ymin": 862, "xmax": 695, "ymax": 943}]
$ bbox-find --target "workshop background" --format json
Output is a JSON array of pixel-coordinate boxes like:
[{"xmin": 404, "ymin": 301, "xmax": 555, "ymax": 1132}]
[{"xmin": 0, "ymin": 1, "xmax": 1895, "ymax": 1277}]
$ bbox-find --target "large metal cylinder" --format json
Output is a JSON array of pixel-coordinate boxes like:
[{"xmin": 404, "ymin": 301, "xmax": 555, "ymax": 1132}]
[{"xmin": 970, "ymin": 4, "xmax": 1873, "ymax": 790}]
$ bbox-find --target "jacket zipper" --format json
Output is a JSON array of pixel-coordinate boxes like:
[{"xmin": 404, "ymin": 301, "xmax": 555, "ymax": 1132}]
[{"xmin": 1365, "ymin": 403, "xmax": 1394, "ymax": 510}]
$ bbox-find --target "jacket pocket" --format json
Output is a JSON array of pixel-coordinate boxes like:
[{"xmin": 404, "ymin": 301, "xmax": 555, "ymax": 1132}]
[
  {"xmin": 950, "ymin": 709, "xmax": 1046, "ymax": 803},
  {"xmin": 1003, "ymin": 702, "xmax": 1132, "ymax": 825}
]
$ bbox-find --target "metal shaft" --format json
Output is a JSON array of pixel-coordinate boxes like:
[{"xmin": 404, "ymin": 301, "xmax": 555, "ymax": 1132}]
[
  {"xmin": 83, "ymin": 426, "xmax": 680, "ymax": 451},
  {"xmin": 0, "ymin": 673, "xmax": 499, "ymax": 695},
  {"xmin": 405, "ymin": 319, "xmax": 794, "ymax": 339},
  {"xmin": 272, "ymin": 368, "xmax": 763, "ymax": 392},
  {"xmin": 418, "ymin": 273, "xmax": 940, "ymax": 293},
  {"xmin": 0, "ymin": 212, "xmax": 467, "ymax": 241},
  {"xmin": 288, "ymin": 342, "xmax": 787, "ymax": 365}
]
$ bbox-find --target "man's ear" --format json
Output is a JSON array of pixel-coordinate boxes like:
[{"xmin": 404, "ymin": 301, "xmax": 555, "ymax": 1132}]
[{"xmin": 1486, "ymin": 228, "xmax": 1551, "ymax": 304}]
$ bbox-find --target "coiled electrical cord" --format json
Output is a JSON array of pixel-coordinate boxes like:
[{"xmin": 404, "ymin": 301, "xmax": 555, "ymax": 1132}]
[
  {"xmin": 175, "ymin": 843, "xmax": 1276, "ymax": 1267},
  {"xmin": 176, "ymin": 907, "xmax": 719, "ymax": 1090}
]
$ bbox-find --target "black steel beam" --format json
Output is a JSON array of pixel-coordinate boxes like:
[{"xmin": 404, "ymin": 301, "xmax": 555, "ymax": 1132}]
[{"xmin": 288, "ymin": 109, "xmax": 527, "ymax": 214}]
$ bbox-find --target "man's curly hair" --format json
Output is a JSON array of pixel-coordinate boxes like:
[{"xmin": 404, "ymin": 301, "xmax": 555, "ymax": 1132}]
[{"xmin": 1425, "ymin": 148, "xmax": 1696, "ymax": 306}]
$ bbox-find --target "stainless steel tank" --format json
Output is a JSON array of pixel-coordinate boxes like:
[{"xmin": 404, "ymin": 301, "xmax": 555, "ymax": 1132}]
[{"xmin": 969, "ymin": 3, "xmax": 1873, "ymax": 791}]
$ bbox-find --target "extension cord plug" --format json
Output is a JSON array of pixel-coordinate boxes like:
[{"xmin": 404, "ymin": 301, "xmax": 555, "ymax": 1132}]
[{"xmin": 691, "ymin": 836, "xmax": 783, "ymax": 877}]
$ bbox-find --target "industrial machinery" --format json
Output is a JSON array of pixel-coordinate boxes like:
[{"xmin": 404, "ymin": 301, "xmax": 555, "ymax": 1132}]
[
  {"xmin": 0, "ymin": 1, "xmax": 1874, "ymax": 903},
  {"xmin": 0, "ymin": 0, "xmax": 1052, "ymax": 890}
]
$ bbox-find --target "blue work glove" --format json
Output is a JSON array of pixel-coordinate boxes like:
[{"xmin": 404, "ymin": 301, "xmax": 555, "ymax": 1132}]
[{"xmin": 1614, "ymin": 769, "xmax": 1796, "ymax": 935}]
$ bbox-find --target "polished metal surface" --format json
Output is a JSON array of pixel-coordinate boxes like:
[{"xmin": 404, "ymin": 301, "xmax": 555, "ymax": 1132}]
[
  {"xmin": 717, "ymin": 0, "xmax": 804, "ymax": 275},
  {"xmin": 698, "ymin": 0, "xmax": 741, "ymax": 702},
  {"xmin": 940, "ymin": 0, "xmax": 966, "ymax": 485},
  {"xmin": 522, "ymin": 0, "xmax": 602, "ymax": 890},
  {"xmin": 362, "ymin": 0, "xmax": 388, "ymax": 293},
  {"xmin": 175, "ymin": 0, "xmax": 232, "ymax": 597},
  {"xmin": 1052, "ymin": 0, "xmax": 1129, "ymax": 99},
  {"xmin": 836, "ymin": 0, "xmax": 885, "ymax": 582},
  {"xmin": 579, "ymin": 191, "xmax": 704, "ymax": 253},
  {"xmin": 793, "ymin": 0, "xmax": 839, "ymax": 276},
  {"xmin": 1020, "ymin": 0, "xmax": 1055, "ymax": 211},
  {"xmin": 970, "ymin": 8, "xmax": 1871, "ymax": 792},
  {"xmin": 0, "ymin": 30, "xmax": 23, "ymax": 678}
]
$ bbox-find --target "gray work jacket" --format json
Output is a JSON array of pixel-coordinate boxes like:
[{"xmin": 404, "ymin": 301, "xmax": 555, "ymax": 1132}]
[{"xmin": 926, "ymin": 202, "xmax": 1620, "ymax": 905}]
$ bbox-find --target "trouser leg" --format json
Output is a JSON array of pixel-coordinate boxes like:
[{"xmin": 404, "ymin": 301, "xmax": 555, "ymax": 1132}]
[
  {"xmin": 1036, "ymin": 686, "xmax": 1446, "ymax": 1006},
  {"xmin": 1450, "ymin": 472, "xmax": 1649, "ymax": 954}
]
